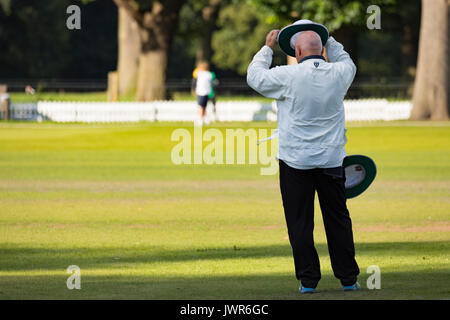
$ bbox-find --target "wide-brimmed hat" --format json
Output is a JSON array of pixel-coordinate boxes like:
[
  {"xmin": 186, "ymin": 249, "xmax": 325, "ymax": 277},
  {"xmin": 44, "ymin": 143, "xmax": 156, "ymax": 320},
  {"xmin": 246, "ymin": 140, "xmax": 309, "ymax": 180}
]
[
  {"xmin": 277, "ymin": 19, "xmax": 329, "ymax": 57},
  {"xmin": 343, "ymin": 155, "xmax": 377, "ymax": 199}
]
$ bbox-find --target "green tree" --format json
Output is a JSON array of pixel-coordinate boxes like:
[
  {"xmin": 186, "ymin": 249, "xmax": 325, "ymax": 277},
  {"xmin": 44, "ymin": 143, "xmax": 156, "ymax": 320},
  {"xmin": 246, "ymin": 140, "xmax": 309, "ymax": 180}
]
[
  {"xmin": 212, "ymin": 0, "xmax": 399, "ymax": 74},
  {"xmin": 0, "ymin": 0, "xmax": 117, "ymax": 81},
  {"xmin": 189, "ymin": 0, "xmax": 224, "ymax": 65},
  {"xmin": 0, "ymin": 0, "xmax": 11, "ymax": 14},
  {"xmin": 0, "ymin": 0, "xmax": 71, "ymax": 78},
  {"xmin": 212, "ymin": 2, "xmax": 279, "ymax": 75},
  {"xmin": 249, "ymin": 0, "xmax": 369, "ymax": 31},
  {"xmin": 171, "ymin": 0, "xmax": 226, "ymax": 71}
]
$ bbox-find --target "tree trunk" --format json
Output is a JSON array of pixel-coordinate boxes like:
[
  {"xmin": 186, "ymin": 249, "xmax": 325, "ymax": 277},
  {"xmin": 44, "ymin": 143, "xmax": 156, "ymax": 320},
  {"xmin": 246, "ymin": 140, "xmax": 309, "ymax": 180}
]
[
  {"xmin": 196, "ymin": 29, "xmax": 214, "ymax": 64},
  {"xmin": 136, "ymin": 47, "xmax": 168, "ymax": 101},
  {"xmin": 411, "ymin": 0, "xmax": 449, "ymax": 120},
  {"xmin": 107, "ymin": 71, "xmax": 119, "ymax": 102},
  {"xmin": 134, "ymin": 12, "xmax": 173, "ymax": 102},
  {"xmin": 196, "ymin": 0, "xmax": 222, "ymax": 64},
  {"xmin": 117, "ymin": 7, "xmax": 140, "ymax": 97},
  {"xmin": 113, "ymin": 0, "xmax": 184, "ymax": 101}
]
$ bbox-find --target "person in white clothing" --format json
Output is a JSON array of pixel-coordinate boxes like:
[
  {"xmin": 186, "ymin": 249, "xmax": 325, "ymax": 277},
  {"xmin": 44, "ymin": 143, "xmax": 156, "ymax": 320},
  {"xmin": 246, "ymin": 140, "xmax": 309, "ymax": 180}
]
[
  {"xmin": 195, "ymin": 62, "xmax": 213, "ymax": 126},
  {"xmin": 247, "ymin": 20, "xmax": 360, "ymax": 293}
]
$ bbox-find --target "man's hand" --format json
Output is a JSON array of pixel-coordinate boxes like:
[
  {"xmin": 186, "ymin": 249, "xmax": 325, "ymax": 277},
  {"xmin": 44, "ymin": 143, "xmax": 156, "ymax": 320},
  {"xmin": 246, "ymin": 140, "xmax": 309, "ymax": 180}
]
[{"xmin": 265, "ymin": 29, "xmax": 280, "ymax": 50}]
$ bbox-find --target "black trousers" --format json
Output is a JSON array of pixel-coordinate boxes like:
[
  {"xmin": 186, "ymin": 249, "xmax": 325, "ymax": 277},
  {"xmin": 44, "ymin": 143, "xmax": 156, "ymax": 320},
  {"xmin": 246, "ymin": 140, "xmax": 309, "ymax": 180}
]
[{"xmin": 279, "ymin": 160, "xmax": 359, "ymax": 288}]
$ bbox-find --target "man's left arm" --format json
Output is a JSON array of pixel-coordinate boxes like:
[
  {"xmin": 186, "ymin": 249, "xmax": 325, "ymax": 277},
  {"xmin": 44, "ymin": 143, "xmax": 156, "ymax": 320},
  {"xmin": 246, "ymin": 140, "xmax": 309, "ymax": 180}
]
[
  {"xmin": 325, "ymin": 36, "xmax": 357, "ymax": 91},
  {"xmin": 247, "ymin": 30, "xmax": 288, "ymax": 100}
]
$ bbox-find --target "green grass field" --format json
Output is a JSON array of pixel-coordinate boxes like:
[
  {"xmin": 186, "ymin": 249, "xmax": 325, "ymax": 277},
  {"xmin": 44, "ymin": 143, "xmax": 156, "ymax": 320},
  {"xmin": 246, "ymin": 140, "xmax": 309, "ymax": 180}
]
[{"xmin": 0, "ymin": 121, "xmax": 449, "ymax": 300}]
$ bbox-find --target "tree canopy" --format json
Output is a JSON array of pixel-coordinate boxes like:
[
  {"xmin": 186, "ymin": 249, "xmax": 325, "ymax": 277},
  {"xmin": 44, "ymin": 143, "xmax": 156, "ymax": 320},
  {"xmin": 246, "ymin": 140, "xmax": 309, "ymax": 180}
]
[{"xmin": 0, "ymin": 0, "xmax": 422, "ymax": 98}]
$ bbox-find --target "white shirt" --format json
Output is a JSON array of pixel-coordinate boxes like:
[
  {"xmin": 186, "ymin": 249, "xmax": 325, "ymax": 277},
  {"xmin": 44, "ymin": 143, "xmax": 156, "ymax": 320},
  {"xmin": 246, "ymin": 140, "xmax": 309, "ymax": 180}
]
[
  {"xmin": 196, "ymin": 71, "xmax": 213, "ymax": 96},
  {"xmin": 247, "ymin": 37, "xmax": 356, "ymax": 169},
  {"xmin": 0, "ymin": 93, "xmax": 10, "ymax": 102}
]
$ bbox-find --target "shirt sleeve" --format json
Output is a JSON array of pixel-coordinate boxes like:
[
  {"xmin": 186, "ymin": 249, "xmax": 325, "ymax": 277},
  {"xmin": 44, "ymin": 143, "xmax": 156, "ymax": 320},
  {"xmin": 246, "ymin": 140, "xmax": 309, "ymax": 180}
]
[
  {"xmin": 246, "ymin": 46, "xmax": 289, "ymax": 100},
  {"xmin": 325, "ymin": 36, "xmax": 357, "ymax": 91}
]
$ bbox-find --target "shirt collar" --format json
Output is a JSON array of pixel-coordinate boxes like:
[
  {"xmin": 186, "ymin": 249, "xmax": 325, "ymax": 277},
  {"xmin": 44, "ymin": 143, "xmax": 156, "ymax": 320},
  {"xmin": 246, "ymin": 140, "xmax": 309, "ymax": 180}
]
[{"xmin": 298, "ymin": 55, "xmax": 326, "ymax": 64}]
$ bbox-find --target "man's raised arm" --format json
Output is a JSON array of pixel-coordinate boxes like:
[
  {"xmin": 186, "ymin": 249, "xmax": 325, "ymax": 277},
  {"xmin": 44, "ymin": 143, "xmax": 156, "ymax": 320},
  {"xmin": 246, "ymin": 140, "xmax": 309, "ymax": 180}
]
[
  {"xmin": 325, "ymin": 36, "xmax": 357, "ymax": 90},
  {"xmin": 247, "ymin": 30, "xmax": 288, "ymax": 100}
]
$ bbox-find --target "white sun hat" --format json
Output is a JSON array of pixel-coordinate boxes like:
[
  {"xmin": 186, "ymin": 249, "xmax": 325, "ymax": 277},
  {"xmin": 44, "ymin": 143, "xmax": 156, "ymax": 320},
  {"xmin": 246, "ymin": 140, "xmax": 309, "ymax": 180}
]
[{"xmin": 277, "ymin": 19, "xmax": 329, "ymax": 57}]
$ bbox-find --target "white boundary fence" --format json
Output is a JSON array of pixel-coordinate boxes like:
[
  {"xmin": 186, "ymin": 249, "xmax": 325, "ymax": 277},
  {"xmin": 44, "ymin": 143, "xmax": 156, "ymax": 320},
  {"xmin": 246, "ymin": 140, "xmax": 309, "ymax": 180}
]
[
  {"xmin": 343, "ymin": 99, "xmax": 412, "ymax": 121},
  {"xmin": 8, "ymin": 99, "xmax": 413, "ymax": 122},
  {"xmin": 7, "ymin": 104, "xmax": 39, "ymax": 120}
]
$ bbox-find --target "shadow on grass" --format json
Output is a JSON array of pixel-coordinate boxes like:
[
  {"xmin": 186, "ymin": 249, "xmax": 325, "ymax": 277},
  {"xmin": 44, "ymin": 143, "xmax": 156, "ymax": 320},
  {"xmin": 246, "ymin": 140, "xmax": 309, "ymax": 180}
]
[
  {"xmin": 0, "ymin": 241, "xmax": 449, "ymax": 299},
  {"xmin": 0, "ymin": 241, "xmax": 448, "ymax": 271},
  {"xmin": 0, "ymin": 270, "xmax": 449, "ymax": 300}
]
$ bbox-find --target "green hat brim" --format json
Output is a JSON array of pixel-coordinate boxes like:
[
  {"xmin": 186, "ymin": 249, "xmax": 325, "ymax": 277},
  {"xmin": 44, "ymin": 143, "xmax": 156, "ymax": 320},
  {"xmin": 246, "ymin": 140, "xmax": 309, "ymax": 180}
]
[
  {"xmin": 343, "ymin": 155, "xmax": 377, "ymax": 199},
  {"xmin": 278, "ymin": 23, "xmax": 329, "ymax": 57}
]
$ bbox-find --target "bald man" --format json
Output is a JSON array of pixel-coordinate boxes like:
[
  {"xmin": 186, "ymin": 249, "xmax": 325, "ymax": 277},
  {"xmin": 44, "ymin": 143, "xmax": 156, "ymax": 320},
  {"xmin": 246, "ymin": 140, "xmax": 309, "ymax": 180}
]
[{"xmin": 247, "ymin": 30, "xmax": 360, "ymax": 293}]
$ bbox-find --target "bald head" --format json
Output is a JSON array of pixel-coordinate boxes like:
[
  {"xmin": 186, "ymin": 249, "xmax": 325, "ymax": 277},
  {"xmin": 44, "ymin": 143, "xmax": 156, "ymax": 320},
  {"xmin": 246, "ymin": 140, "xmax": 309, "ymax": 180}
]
[{"xmin": 294, "ymin": 31, "xmax": 324, "ymax": 62}]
